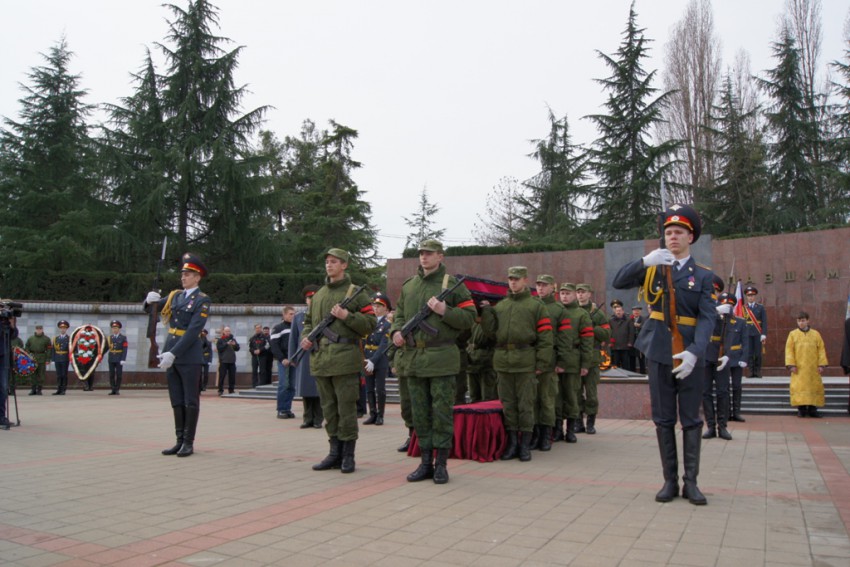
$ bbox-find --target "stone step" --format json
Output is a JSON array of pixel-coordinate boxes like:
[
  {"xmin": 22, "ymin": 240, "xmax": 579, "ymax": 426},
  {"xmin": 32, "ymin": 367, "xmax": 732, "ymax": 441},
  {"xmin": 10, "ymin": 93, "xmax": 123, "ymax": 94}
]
[{"xmin": 224, "ymin": 377, "xmax": 402, "ymax": 402}]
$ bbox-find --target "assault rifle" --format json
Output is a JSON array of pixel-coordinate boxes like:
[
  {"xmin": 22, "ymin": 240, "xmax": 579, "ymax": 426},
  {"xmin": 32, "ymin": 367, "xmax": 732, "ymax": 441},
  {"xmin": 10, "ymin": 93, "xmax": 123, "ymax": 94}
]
[
  {"xmin": 290, "ymin": 284, "xmax": 368, "ymax": 365},
  {"xmin": 371, "ymin": 276, "xmax": 467, "ymax": 360},
  {"xmin": 146, "ymin": 236, "xmax": 167, "ymax": 368}
]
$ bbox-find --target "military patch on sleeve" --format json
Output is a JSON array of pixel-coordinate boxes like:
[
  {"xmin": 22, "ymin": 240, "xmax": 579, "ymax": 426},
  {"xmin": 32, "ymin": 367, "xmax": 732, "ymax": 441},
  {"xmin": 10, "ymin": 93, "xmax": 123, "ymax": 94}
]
[{"xmin": 200, "ymin": 303, "xmax": 210, "ymax": 318}]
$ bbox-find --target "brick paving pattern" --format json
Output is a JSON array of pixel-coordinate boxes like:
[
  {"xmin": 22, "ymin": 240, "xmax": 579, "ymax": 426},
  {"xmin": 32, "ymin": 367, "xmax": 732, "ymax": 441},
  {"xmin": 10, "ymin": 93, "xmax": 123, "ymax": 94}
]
[{"xmin": 1, "ymin": 390, "xmax": 848, "ymax": 566}]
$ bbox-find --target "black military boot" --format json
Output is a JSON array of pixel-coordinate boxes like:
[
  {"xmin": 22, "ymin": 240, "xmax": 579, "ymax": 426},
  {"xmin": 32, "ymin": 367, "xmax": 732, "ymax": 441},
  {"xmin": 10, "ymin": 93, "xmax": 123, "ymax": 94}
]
[
  {"xmin": 553, "ymin": 419, "xmax": 565, "ymax": 442},
  {"xmin": 407, "ymin": 450, "xmax": 434, "ymax": 481},
  {"xmin": 586, "ymin": 414, "xmax": 597, "ymax": 435},
  {"xmin": 363, "ymin": 392, "xmax": 378, "ymax": 424},
  {"xmin": 682, "ymin": 426, "xmax": 707, "ymax": 505},
  {"xmin": 340, "ymin": 440, "xmax": 356, "ymax": 473},
  {"xmin": 29, "ymin": 385, "xmax": 37, "ymax": 395},
  {"xmin": 539, "ymin": 426, "xmax": 552, "ymax": 452},
  {"xmin": 398, "ymin": 427, "xmax": 413, "ymax": 452},
  {"xmin": 375, "ymin": 393, "xmax": 386, "ymax": 426},
  {"xmin": 177, "ymin": 406, "xmax": 199, "ymax": 457},
  {"xmin": 36, "ymin": 385, "xmax": 43, "ymax": 395},
  {"xmin": 162, "ymin": 406, "xmax": 186, "ymax": 455},
  {"xmin": 730, "ymin": 389, "xmax": 746, "ymax": 422},
  {"xmin": 518, "ymin": 431, "xmax": 532, "ymax": 462},
  {"xmin": 433, "ymin": 448, "xmax": 450, "ymax": 484},
  {"xmin": 655, "ymin": 426, "xmax": 679, "ymax": 502},
  {"xmin": 717, "ymin": 396, "xmax": 732, "ymax": 440},
  {"xmin": 575, "ymin": 413, "xmax": 586, "ymax": 433},
  {"xmin": 530, "ymin": 425, "xmax": 540, "ymax": 450},
  {"xmin": 702, "ymin": 397, "xmax": 716, "ymax": 439},
  {"xmin": 808, "ymin": 406, "xmax": 822, "ymax": 418},
  {"xmin": 565, "ymin": 418, "xmax": 578, "ymax": 443},
  {"xmin": 313, "ymin": 437, "xmax": 343, "ymax": 470},
  {"xmin": 501, "ymin": 431, "xmax": 518, "ymax": 460}
]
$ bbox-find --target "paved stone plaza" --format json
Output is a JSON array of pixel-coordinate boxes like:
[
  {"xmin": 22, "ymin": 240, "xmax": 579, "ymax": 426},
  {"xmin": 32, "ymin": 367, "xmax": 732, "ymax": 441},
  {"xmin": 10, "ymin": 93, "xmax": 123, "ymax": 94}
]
[{"xmin": 1, "ymin": 390, "xmax": 849, "ymax": 566}]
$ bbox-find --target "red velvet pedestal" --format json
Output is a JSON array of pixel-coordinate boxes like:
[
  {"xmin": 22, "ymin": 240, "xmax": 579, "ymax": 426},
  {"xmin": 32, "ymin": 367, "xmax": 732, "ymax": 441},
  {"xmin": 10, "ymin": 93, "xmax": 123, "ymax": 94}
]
[{"xmin": 408, "ymin": 399, "xmax": 506, "ymax": 462}]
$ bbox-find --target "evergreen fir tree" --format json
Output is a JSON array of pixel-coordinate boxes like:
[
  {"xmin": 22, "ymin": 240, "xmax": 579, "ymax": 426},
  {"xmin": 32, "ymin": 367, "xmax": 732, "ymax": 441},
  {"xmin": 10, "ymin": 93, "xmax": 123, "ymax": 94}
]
[
  {"xmin": 402, "ymin": 186, "xmax": 445, "ymax": 251},
  {"xmin": 0, "ymin": 37, "xmax": 109, "ymax": 271},
  {"xmin": 585, "ymin": 3, "xmax": 680, "ymax": 241}
]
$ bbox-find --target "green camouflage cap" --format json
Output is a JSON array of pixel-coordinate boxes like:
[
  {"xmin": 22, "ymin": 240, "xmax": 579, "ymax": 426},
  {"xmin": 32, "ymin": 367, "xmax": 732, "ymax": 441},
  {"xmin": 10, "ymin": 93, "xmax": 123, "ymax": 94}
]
[
  {"xmin": 418, "ymin": 239, "xmax": 444, "ymax": 253},
  {"xmin": 560, "ymin": 282, "xmax": 576, "ymax": 291},
  {"xmin": 326, "ymin": 248, "xmax": 350, "ymax": 263},
  {"xmin": 508, "ymin": 266, "xmax": 528, "ymax": 279},
  {"xmin": 536, "ymin": 274, "xmax": 556, "ymax": 285},
  {"xmin": 576, "ymin": 283, "xmax": 593, "ymax": 293}
]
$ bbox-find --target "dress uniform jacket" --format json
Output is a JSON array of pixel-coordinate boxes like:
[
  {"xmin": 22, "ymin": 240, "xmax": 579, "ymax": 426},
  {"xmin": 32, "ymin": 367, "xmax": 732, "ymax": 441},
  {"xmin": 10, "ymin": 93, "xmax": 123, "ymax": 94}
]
[
  {"xmin": 53, "ymin": 334, "xmax": 70, "ymax": 363},
  {"xmin": 705, "ymin": 315, "xmax": 749, "ymax": 366},
  {"xmin": 745, "ymin": 302, "xmax": 767, "ymax": 339},
  {"xmin": 613, "ymin": 258, "xmax": 715, "ymax": 364},
  {"xmin": 391, "ymin": 264, "xmax": 476, "ymax": 378},
  {"xmin": 302, "ymin": 274, "xmax": 376, "ymax": 377},
  {"xmin": 158, "ymin": 289, "xmax": 212, "ymax": 364},
  {"xmin": 365, "ymin": 316, "xmax": 392, "ymax": 377},
  {"xmin": 107, "ymin": 334, "xmax": 129, "ymax": 363}
]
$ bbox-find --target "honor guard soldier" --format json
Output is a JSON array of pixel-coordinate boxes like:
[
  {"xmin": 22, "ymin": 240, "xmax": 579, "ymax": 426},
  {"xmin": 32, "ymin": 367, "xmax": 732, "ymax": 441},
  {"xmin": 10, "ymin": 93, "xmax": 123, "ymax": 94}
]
[
  {"xmin": 743, "ymin": 285, "xmax": 767, "ymax": 377},
  {"xmin": 144, "ymin": 253, "xmax": 212, "ymax": 457},
  {"xmin": 575, "ymin": 283, "xmax": 610, "ymax": 434},
  {"xmin": 301, "ymin": 248, "xmax": 377, "ymax": 474},
  {"xmin": 392, "ymin": 239, "xmax": 476, "ymax": 483},
  {"xmin": 613, "ymin": 204, "xmax": 715, "ymax": 505},
  {"xmin": 363, "ymin": 293, "xmax": 392, "ymax": 425},
  {"xmin": 25, "ymin": 324, "xmax": 52, "ymax": 395},
  {"xmin": 533, "ymin": 274, "xmax": 569, "ymax": 451},
  {"xmin": 107, "ymin": 320, "xmax": 129, "ymax": 395},
  {"xmin": 557, "ymin": 283, "xmax": 594, "ymax": 443},
  {"xmin": 481, "ymin": 266, "xmax": 553, "ymax": 462},
  {"xmin": 702, "ymin": 289, "xmax": 749, "ymax": 440},
  {"xmin": 52, "ymin": 321, "xmax": 71, "ymax": 395}
]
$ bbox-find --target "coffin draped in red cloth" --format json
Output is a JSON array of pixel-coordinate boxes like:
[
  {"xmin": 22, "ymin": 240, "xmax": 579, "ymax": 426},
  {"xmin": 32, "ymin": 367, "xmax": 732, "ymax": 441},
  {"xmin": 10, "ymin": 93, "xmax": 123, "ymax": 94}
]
[{"xmin": 408, "ymin": 399, "xmax": 506, "ymax": 462}]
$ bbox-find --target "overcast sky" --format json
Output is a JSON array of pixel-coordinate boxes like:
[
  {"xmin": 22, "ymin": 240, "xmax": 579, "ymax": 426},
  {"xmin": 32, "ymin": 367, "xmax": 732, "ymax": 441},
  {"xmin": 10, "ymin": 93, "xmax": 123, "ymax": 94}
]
[{"xmin": 3, "ymin": 1, "xmax": 849, "ymax": 261}]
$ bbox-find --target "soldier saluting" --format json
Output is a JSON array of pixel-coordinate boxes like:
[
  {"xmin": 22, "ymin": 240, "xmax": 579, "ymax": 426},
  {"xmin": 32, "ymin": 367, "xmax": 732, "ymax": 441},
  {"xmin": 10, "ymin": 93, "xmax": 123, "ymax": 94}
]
[
  {"xmin": 144, "ymin": 253, "xmax": 211, "ymax": 457},
  {"xmin": 613, "ymin": 204, "xmax": 715, "ymax": 505}
]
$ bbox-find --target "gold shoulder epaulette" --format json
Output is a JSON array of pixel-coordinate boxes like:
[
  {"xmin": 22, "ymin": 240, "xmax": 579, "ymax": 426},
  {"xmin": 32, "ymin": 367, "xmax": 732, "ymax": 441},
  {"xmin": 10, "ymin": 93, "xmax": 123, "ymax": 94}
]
[{"xmin": 696, "ymin": 262, "xmax": 711, "ymax": 270}]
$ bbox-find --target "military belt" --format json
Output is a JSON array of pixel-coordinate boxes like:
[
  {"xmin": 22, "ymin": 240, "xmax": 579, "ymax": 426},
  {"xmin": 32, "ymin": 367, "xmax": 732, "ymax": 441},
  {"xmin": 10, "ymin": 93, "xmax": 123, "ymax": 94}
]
[
  {"xmin": 711, "ymin": 335, "xmax": 721, "ymax": 341},
  {"xmin": 730, "ymin": 345, "xmax": 742, "ymax": 351},
  {"xmin": 319, "ymin": 336, "xmax": 358, "ymax": 346},
  {"xmin": 168, "ymin": 327, "xmax": 186, "ymax": 337},
  {"xmin": 364, "ymin": 345, "xmax": 379, "ymax": 351},
  {"xmin": 649, "ymin": 312, "xmax": 697, "ymax": 326},
  {"xmin": 496, "ymin": 343, "xmax": 532, "ymax": 351},
  {"xmin": 411, "ymin": 339, "xmax": 454, "ymax": 349}
]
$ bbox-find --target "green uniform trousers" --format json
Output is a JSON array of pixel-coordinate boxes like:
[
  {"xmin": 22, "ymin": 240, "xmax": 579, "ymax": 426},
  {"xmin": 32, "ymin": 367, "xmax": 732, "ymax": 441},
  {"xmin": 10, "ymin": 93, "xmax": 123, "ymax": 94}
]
[
  {"xmin": 398, "ymin": 374, "xmax": 413, "ymax": 429},
  {"xmin": 408, "ymin": 375, "xmax": 454, "ymax": 451},
  {"xmin": 534, "ymin": 370, "xmax": 558, "ymax": 426},
  {"xmin": 562, "ymin": 372, "xmax": 583, "ymax": 418},
  {"xmin": 580, "ymin": 367, "xmax": 600, "ymax": 416},
  {"xmin": 498, "ymin": 371, "xmax": 537, "ymax": 433},
  {"xmin": 315, "ymin": 373, "xmax": 360, "ymax": 442},
  {"xmin": 468, "ymin": 368, "xmax": 498, "ymax": 403}
]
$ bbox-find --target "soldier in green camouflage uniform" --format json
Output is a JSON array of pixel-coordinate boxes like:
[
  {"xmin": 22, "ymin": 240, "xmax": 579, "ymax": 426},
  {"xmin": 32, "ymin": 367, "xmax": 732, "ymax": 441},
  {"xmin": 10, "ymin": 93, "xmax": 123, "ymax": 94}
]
[
  {"xmin": 454, "ymin": 328, "xmax": 471, "ymax": 404},
  {"xmin": 391, "ymin": 345, "xmax": 415, "ymax": 452},
  {"xmin": 532, "ymin": 275, "xmax": 569, "ymax": 451},
  {"xmin": 25, "ymin": 325, "xmax": 52, "ymax": 395},
  {"xmin": 576, "ymin": 283, "xmax": 610, "ymax": 434},
  {"xmin": 301, "ymin": 248, "xmax": 377, "ymax": 474},
  {"xmin": 558, "ymin": 283, "xmax": 595, "ymax": 443},
  {"xmin": 467, "ymin": 318, "xmax": 497, "ymax": 402},
  {"xmin": 391, "ymin": 239, "xmax": 476, "ymax": 484},
  {"xmin": 481, "ymin": 266, "xmax": 553, "ymax": 462}
]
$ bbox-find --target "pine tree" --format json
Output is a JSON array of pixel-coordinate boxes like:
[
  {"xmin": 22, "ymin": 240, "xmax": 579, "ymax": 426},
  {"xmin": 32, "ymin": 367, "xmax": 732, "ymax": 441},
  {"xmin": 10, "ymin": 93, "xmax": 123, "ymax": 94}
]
[
  {"xmin": 519, "ymin": 109, "xmax": 589, "ymax": 247},
  {"xmin": 402, "ymin": 186, "xmax": 445, "ymax": 251},
  {"xmin": 0, "ymin": 37, "xmax": 109, "ymax": 271},
  {"xmin": 757, "ymin": 25, "xmax": 819, "ymax": 230},
  {"xmin": 585, "ymin": 3, "xmax": 680, "ymax": 242},
  {"xmin": 472, "ymin": 177, "xmax": 525, "ymax": 246},
  {"xmin": 701, "ymin": 75, "xmax": 771, "ymax": 236}
]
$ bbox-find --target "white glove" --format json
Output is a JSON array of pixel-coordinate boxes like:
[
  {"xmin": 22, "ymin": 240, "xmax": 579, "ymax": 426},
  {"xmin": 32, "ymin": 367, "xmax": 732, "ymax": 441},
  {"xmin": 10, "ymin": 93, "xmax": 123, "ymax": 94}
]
[
  {"xmin": 672, "ymin": 350, "xmax": 698, "ymax": 379},
  {"xmin": 642, "ymin": 248, "xmax": 675, "ymax": 267},
  {"xmin": 738, "ymin": 361, "xmax": 748, "ymax": 368},
  {"xmin": 158, "ymin": 352, "xmax": 175, "ymax": 369},
  {"xmin": 760, "ymin": 335, "xmax": 767, "ymax": 342},
  {"xmin": 716, "ymin": 304, "xmax": 732, "ymax": 315},
  {"xmin": 365, "ymin": 359, "xmax": 375, "ymax": 373},
  {"xmin": 717, "ymin": 355, "xmax": 729, "ymax": 371},
  {"xmin": 145, "ymin": 291, "xmax": 162, "ymax": 304},
  {"xmin": 120, "ymin": 360, "xmax": 125, "ymax": 366}
]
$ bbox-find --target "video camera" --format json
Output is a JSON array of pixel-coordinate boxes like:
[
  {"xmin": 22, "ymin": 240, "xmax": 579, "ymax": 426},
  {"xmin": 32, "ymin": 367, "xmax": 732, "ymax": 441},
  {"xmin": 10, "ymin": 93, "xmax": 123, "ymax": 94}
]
[{"xmin": 0, "ymin": 300, "xmax": 23, "ymax": 320}]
